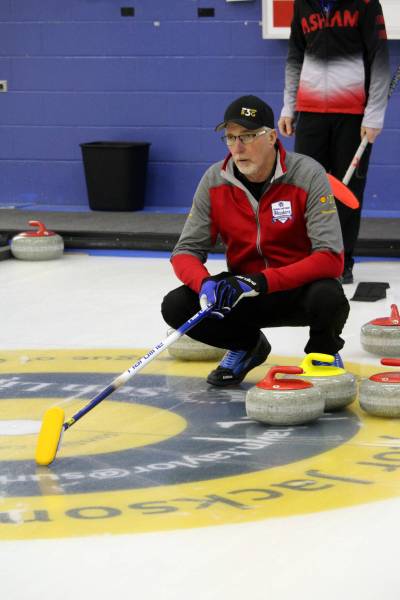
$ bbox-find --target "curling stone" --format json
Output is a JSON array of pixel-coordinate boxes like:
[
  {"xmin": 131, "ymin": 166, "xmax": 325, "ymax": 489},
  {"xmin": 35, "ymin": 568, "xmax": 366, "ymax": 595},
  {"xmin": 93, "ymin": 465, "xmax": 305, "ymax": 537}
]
[
  {"xmin": 11, "ymin": 220, "xmax": 64, "ymax": 261},
  {"xmin": 360, "ymin": 304, "xmax": 400, "ymax": 357},
  {"xmin": 289, "ymin": 353, "xmax": 357, "ymax": 411},
  {"xmin": 167, "ymin": 329, "xmax": 225, "ymax": 361},
  {"xmin": 359, "ymin": 358, "xmax": 400, "ymax": 417},
  {"xmin": 245, "ymin": 366, "xmax": 324, "ymax": 426}
]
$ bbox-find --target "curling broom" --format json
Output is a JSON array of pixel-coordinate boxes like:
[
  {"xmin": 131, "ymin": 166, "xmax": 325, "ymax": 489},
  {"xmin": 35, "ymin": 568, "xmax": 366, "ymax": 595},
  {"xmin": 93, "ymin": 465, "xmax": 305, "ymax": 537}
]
[
  {"xmin": 342, "ymin": 64, "xmax": 400, "ymax": 188},
  {"xmin": 35, "ymin": 305, "xmax": 213, "ymax": 466},
  {"xmin": 328, "ymin": 64, "xmax": 400, "ymax": 207}
]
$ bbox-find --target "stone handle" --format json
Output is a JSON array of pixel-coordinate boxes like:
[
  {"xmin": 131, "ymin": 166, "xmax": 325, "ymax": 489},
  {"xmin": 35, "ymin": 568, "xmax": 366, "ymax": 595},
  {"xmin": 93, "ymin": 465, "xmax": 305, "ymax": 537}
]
[
  {"xmin": 265, "ymin": 366, "xmax": 303, "ymax": 385},
  {"xmin": 381, "ymin": 358, "xmax": 400, "ymax": 367}
]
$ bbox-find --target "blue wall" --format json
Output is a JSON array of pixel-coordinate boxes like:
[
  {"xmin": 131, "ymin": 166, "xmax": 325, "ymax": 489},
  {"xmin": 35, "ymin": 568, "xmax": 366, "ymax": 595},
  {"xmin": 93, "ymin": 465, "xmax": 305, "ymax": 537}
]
[{"xmin": 0, "ymin": 0, "xmax": 399, "ymax": 215}]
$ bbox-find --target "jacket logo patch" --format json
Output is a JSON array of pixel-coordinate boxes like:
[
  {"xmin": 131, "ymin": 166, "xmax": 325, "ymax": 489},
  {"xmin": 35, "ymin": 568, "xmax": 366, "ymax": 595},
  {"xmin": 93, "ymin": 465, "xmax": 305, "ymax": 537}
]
[
  {"xmin": 319, "ymin": 193, "xmax": 335, "ymax": 205},
  {"xmin": 271, "ymin": 200, "xmax": 292, "ymax": 224}
]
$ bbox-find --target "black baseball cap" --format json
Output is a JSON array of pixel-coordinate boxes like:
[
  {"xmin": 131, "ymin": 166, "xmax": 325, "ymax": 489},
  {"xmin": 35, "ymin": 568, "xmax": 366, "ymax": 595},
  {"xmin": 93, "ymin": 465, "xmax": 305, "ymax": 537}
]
[{"xmin": 215, "ymin": 95, "xmax": 275, "ymax": 131}]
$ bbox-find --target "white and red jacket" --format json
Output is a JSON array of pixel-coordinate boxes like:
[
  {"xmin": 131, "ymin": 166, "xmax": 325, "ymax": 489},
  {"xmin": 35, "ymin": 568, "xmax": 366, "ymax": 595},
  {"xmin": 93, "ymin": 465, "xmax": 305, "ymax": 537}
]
[
  {"xmin": 281, "ymin": 0, "xmax": 390, "ymax": 128},
  {"xmin": 171, "ymin": 141, "xmax": 344, "ymax": 294}
]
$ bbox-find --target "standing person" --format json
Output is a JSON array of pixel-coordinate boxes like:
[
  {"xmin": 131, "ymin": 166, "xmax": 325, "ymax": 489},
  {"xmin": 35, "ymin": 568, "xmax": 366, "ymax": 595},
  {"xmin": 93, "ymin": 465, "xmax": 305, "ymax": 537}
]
[
  {"xmin": 161, "ymin": 95, "xmax": 350, "ymax": 387},
  {"xmin": 278, "ymin": 0, "xmax": 390, "ymax": 284}
]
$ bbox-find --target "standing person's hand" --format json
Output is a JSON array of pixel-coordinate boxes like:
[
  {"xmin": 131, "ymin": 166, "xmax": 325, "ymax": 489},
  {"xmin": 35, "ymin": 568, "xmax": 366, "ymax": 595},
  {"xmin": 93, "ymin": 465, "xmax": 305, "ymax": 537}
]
[
  {"xmin": 361, "ymin": 126, "xmax": 382, "ymax": 144},
  {"xmin": 278, "ymin": 116, "xmax": 295, "ymax": 137}
]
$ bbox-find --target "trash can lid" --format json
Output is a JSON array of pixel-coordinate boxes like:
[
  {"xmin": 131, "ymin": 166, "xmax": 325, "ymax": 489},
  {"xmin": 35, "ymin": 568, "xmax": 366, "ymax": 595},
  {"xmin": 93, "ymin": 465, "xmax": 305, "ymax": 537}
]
[{"xmin": 80, "ymin": 141, "xmax": 151, "ymax": 148}]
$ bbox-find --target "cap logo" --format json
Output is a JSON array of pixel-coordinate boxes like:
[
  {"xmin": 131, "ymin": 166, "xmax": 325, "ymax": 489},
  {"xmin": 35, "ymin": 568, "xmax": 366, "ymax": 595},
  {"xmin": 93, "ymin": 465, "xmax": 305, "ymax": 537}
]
[{"xmin": 240, "ymin": 107, "xmax": 257, "ymax": 118}]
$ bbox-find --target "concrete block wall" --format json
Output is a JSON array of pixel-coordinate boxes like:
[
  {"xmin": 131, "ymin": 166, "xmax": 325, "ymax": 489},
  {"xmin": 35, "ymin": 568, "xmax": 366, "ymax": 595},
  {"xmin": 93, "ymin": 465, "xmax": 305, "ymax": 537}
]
[{"xmin": 0, "ymin": 0, "xmax": 399, "ymax": 215}]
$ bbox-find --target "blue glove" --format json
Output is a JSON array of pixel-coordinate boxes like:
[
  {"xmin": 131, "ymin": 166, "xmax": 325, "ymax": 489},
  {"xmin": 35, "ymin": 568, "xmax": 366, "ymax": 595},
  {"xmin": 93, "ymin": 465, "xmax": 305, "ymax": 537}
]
[{"xmin": 199, "ymin": 273, "xmax": 266, "ymax": 318}]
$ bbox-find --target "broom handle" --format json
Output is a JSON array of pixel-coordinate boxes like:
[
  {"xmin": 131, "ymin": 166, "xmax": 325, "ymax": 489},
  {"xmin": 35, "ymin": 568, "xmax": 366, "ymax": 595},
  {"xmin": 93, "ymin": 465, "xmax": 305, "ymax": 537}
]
[
  {"xmin": 342, "ymin": 136, "xmax": 369, "ymax": 186},
  {"xmin": 342, "ymin": 65, "xmax": 400, "ymax": 187},
  {"xmin": 63, "ymin": 305, "xmax": 213, "ymax": 430}
]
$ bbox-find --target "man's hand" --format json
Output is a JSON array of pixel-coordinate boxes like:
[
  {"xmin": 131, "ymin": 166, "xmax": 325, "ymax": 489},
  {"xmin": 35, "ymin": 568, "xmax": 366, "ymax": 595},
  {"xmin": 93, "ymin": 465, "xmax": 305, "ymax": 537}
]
[
  {"xmin": 278, "ymin": 116, "xmax": 295, "ymax": 137},
  {"xmin": 199, "ymin": 273, "xmax": 267, "ymax": 318},
  {"xmin": 361, "ymin": 126, "xmax": 382, "ymax": 144}
]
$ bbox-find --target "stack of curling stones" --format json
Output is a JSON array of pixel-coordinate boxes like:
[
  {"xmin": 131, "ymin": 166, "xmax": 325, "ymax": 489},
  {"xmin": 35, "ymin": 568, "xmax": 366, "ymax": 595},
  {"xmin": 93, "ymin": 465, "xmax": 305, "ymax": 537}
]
[
  {"xmin": 289, "ymin": 353, "xmax": 357, "ymax": 411},
  {"xmin": 359, "ymin": 358, "xmax": 400, "ymax": 417},
  {"xmin": 167, "ymin": 329, "xmax": 225, "ymax": 361},
  {"xmin": 11, "ymin": 220, "xmax": 64, "ymax": 261},
  {"xmin": 360, "ymin": 304, "xmax": 400, "ymax": 357},
  {"xmin": 245, "ymin": 366, "xmax": 324, "ymax": 425}
]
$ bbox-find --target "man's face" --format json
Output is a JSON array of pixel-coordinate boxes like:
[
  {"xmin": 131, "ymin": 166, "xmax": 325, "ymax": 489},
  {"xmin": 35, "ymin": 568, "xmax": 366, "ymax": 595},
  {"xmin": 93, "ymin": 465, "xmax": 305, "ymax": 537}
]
[{"xmin": 225, "ymin": 123, "xmax": 277, "ymax": 182}]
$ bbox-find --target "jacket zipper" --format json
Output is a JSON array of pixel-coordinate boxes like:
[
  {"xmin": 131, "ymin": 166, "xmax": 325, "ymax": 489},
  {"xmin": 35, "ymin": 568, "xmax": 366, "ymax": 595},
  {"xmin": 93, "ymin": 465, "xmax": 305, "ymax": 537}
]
[{"xmin": 256, "ymin": 192, "xmax": 269, "ymax": 268}]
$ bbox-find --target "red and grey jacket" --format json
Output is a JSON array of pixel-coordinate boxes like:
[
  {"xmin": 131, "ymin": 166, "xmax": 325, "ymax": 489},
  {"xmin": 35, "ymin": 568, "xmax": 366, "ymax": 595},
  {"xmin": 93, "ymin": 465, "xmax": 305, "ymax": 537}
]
[
  {"xmin": 281, "ymin": 0, "xmax": 390, "ymax": 128},
  {"xmin": 171, "ymin": 141, "xmax": 344, "ymax": 294}
]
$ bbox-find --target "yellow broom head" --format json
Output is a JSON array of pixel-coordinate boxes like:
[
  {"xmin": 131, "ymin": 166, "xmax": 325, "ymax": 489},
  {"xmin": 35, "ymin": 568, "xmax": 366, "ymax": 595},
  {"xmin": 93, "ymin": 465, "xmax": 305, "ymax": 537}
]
[{"xmin": 35, "ymin": 406, "xmax": 65, "ymax": 466}]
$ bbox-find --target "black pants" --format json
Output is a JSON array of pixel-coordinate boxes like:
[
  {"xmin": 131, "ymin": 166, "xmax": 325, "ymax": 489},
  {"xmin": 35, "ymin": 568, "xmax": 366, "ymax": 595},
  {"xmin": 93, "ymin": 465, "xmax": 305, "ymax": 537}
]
[
  {"xmin": 295, "ymin": 112, "xmax": 372, "ymax": 268},
  {"xmin": 162, "ymin": 279, "xmax": 350, "ymax": 355}
]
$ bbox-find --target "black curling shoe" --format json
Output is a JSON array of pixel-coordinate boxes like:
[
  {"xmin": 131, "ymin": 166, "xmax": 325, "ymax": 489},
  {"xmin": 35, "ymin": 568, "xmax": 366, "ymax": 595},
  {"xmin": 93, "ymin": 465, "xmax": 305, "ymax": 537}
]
[
  {"xmin": 206, "ymin": 332, "xmax": 271, "ymax": 387},
  {"xmin": 341, "ymin": 264, "xmax": 354, "ymax": 285}
]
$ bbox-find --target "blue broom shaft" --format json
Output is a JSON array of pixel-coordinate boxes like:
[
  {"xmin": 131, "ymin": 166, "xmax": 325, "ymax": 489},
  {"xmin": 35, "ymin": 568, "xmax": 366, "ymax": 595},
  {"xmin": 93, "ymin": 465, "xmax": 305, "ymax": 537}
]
[
  {"xmin": 64, "ymin": 383, "xmax": 116, "ymax": 430},
  {"xmin": 63, "ymin": 305, "xmax": 212, "ymax": 431}
]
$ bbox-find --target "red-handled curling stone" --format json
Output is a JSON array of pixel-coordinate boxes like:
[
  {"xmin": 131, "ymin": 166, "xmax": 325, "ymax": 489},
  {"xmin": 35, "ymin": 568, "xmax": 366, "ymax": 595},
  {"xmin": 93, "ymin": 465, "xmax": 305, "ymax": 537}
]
[
  {"xmin": 245, "ymin": 366, "xmax": 324, "ymax": 425},
  {"xmin": 11, "ymin": 220, "xmax": 64, "ymax": 261},
  {"xmin": 166, "ymin": 329, "xmax": 225, "ymax": 361},
  {"xmin": 360, "ymin": 304, "xmax": 400, "ymax": 357},
  {"xmin": 359, "ymin": 358, "xmax": 400, "ymax": 417}
]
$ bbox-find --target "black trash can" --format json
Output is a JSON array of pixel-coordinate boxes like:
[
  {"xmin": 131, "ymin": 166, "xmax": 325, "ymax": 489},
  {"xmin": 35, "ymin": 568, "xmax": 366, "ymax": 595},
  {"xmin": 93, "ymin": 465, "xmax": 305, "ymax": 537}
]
[{"xmin": 80, "ymin": 141, "xmax": 151, "ymax": 211}]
